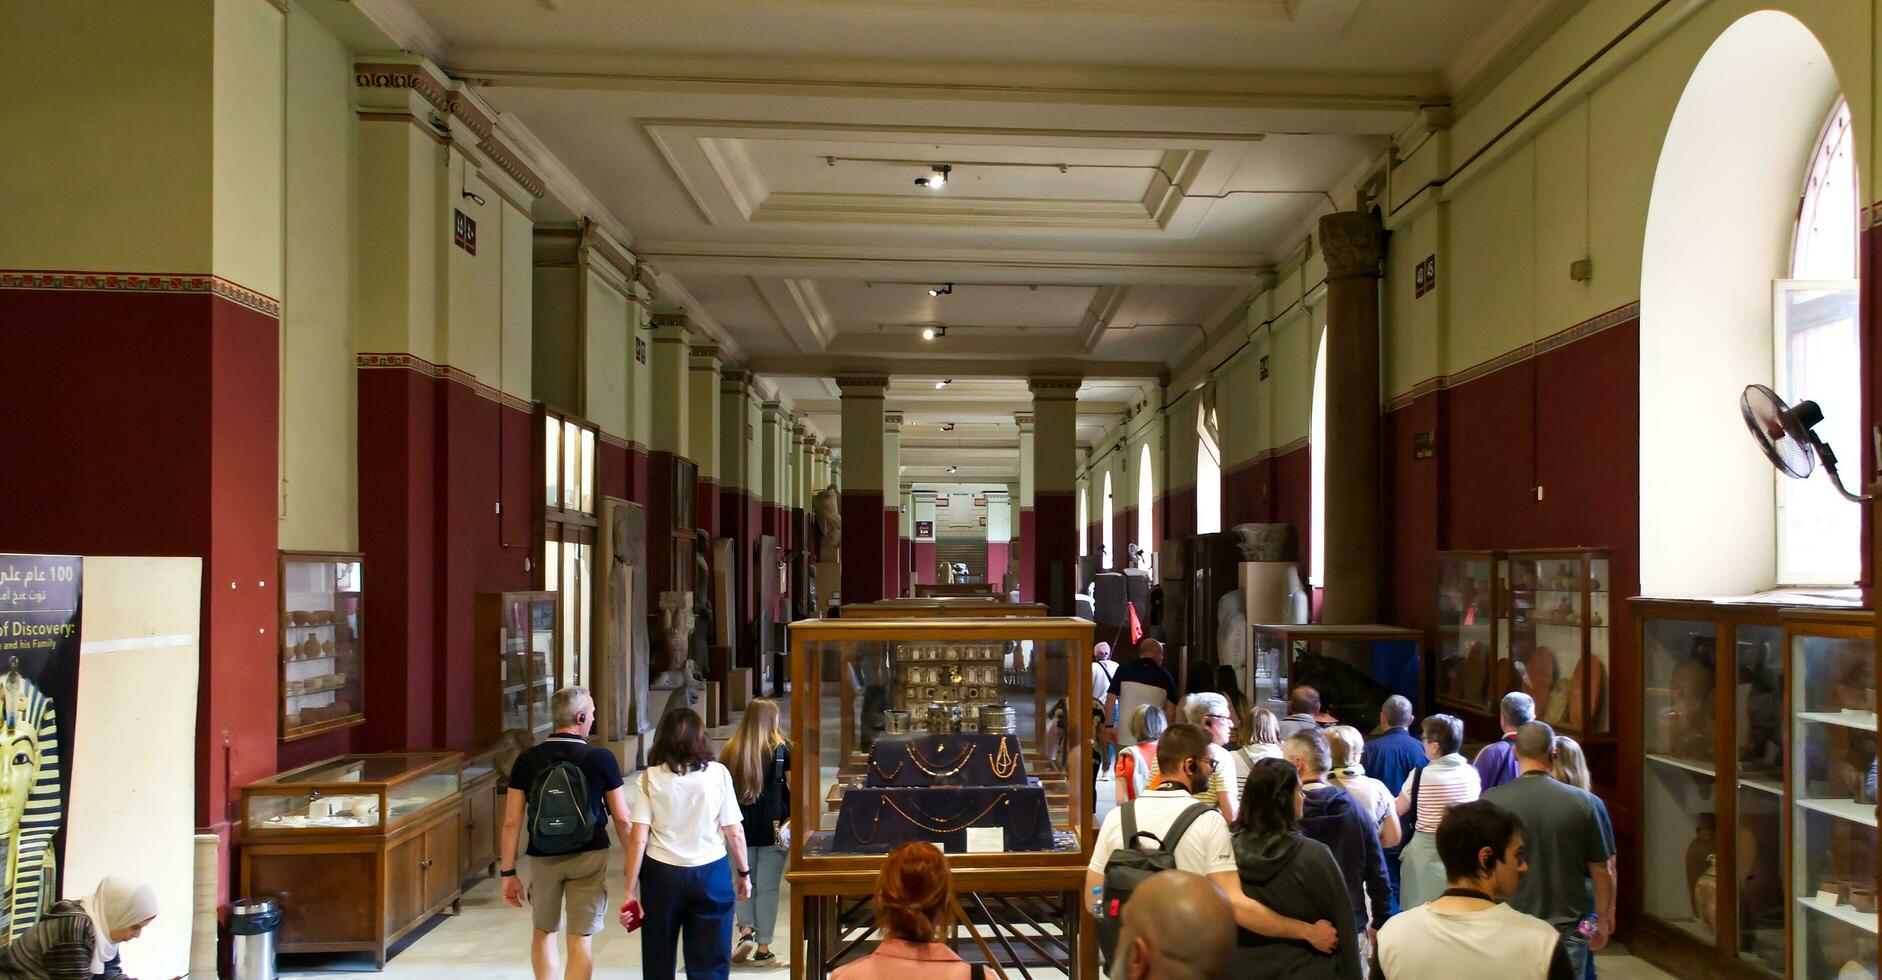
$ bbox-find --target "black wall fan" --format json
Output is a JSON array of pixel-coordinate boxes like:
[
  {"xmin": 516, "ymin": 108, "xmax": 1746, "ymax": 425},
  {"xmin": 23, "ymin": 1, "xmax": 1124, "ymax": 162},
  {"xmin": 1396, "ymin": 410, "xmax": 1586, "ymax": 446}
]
[{"xmin": 1740, "ymin": 383, "xmax": 1872, "ymax": 502}]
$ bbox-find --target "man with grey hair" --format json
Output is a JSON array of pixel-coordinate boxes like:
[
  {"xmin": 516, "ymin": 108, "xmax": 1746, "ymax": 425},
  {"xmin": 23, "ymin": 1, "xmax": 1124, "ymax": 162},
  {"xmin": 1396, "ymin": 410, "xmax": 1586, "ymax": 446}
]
[
  {"xmin": 1362, "ymin": 694, "xmax": 1427, "ymax": 913},
  {"xmin": 1183, "ymin": 691, "xmax": 1240, "ymax": 822},
  {"xmin": 1483, "ymin": 721, "xmax": 1616, "ymax": 978},
  {"xmin": 1287, "ymin": 729, "xmax": 1391, "ymax": 972},
  {"xmin": 1473, "ymin": 691, "xmax": 1535, "ymax": 790},
  {"xmin": 500, "ymin": 686, "xmax": 631, "ymax": 980},
  {"xmin": 1110, "ymin": 869, "xmax": 1237, "ymax": 980}
]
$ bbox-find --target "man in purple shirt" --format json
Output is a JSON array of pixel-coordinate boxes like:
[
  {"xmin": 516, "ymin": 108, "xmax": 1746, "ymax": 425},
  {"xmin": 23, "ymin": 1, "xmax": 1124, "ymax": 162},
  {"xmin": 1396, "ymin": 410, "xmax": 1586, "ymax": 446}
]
[{"xmin": 1472, "ymin": 692, "xmax": 1534, "ymax": 790}]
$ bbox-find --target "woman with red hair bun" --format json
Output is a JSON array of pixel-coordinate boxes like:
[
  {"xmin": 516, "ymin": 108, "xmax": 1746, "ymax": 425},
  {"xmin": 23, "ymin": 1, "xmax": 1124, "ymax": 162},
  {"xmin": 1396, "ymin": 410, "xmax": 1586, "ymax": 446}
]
[{"xmin": 832, "ymin": 842, "xmax": 987, "ymax": 979}]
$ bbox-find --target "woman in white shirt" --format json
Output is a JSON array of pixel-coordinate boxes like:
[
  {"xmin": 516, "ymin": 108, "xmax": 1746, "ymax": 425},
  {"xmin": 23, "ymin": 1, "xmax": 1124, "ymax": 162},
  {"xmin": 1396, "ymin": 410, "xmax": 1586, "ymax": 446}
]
[
  {"xmin": 1393, "ymin": 714, "xmax": 1481, "ymax": 909},
  {"xmin": 623, "ymin": 708, "xmax": 752, "ymax": 980}
]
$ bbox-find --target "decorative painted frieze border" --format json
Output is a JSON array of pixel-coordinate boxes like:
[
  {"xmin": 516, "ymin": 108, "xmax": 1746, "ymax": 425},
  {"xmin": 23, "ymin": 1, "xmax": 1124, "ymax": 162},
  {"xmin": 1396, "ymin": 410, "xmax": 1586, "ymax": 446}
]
[
  {"xmin": 355, "ymin": 352, "xmax": 532, "ymax": 412},
  {"xmin": 354, "ymin": 62, "xmax": 547, "ymax": 199},
  {"xmin": 1384, "ymin": 300, "xmax": 1639, "ymax": 413},
  {"xmin": 0, "ymin": 270, "xmax": 280, "ymax": 317}
]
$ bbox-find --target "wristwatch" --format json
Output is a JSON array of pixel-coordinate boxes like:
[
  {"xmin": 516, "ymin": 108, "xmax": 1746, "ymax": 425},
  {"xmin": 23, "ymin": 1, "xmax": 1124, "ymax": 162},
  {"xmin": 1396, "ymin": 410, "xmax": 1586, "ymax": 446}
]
[
  {"xmin": 500, "ymin": 868, "xmax": 518, "ymax": 878},
  {"xmin": 737, "ymin": 867, "xmax": 751, "ymax": 878}
]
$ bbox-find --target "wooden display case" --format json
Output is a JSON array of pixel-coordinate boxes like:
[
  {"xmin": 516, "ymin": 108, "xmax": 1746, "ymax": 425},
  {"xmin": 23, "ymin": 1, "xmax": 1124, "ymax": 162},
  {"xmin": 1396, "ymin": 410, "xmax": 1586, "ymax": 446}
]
[
  {"xmin": 475, "ymin": 591, "xmax": 560, "ymax": 743},
  {"xmin": 1246, "ymin": 624, "xmax": 1425, "ymax": 730},
  {"xmin": 278, "ymin": 551, "xmax": 365, "ymax": 740},
  {"xmin": 1629, "ymin": 597, "xmax": 1790, "ymax": 978},
  {"xmin": 840, "ymin": 599, "xmax": 1048, "ymax": 619},
  {"xmin": 238, "ymin": 752, "xmax": 465, "ymax": 968},
  {"xmin": 784, "ymin": 615, "xmax": 1097, "ymax": 978},
  {"xmin": 1786, "ymin": 608, "xmax": 1877, "ymax": 980},
  {"xmin": 1434, "ymin": 548, "xmax": 1612, "ymax": 736},
  {"xmin": 458, "ymin": 744, "xmax": 505, "ymax": 883}
]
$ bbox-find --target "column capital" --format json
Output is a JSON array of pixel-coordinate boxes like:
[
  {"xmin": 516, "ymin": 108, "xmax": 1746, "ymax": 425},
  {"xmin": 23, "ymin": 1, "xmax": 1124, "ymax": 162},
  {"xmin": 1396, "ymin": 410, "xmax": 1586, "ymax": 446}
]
[
  {"xmin": 884, "ymin": 411, "xmax": 905, "ymax": 431},
  {"xmin": 1028, "ymin": 377, "xmax": 1082, "ymax": 400},
  {"xmin": 1319, "ymin": 211, "xmax": 1385, "ymax": 280},
  {"xmin": 760, "ymin": 400, "xmax": 783, "ymax": 420},
  {"xmin": 1014, "ymin": 412, "xmax": 1035, "ymax": 431},
  {"xmin": 688, "ymin": 342, "xmax": 721, "ymax": 372},
  {"xmin": 650, "ymin": 310, "xmax": 690, "ymax": 329},
  {"xmin": 835, "ymin": 375, "xmax": 890, "ymax": 394},
  {"xmin": 719, "ymin": 366, "xmax": 749, "ymax": 389}
]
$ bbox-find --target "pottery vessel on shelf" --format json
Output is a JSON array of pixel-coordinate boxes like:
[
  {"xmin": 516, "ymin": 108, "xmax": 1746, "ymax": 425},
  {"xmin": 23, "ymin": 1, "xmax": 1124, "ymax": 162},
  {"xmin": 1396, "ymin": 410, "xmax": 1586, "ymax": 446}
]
[
  {"xmin": 1854, "ymin": 887, "xmax": 1878, "ymax": 914},
  {"xmin": 1693, "ymin": 855, "xmax": 1718, "ymax": 931}
]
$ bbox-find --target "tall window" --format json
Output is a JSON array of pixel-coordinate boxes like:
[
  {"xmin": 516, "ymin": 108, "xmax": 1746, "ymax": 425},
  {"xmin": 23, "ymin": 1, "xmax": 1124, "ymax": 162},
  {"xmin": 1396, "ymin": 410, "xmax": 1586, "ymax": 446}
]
[
  {"xmin": 1310, "ymin": 332, "xmax": 1328, "ymax": 587},
  {"xmin": 1078, "ymin": 483, "xmax": 1088, "ymax": 557},
  {"xmin": 542, "ymin": 410, "xmax": 597, "ymax": 690},
  {"xmin": 1776, "ymin": 99, "xmax": 1859, "ymax": 585},
  {"xmin": 1137, "ymin": 444, "xmax": 1154, "ymax": 567},
  {"xmin": 1102, "ymin": 471, "xmax": 1115, "ymax": 569},
  {"xmin": 1196, "ymin": 402, "xmax": 1222, "ymax": 534}
]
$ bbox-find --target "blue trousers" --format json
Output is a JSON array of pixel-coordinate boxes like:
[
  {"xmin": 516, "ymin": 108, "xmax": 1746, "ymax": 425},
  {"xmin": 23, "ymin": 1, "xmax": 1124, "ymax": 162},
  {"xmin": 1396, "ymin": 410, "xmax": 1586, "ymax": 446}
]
[
  {"xmin": 1383, "ymin": 844, "xmax": 1404, "ymax": 915},
  {"xmin": 640, "ymin": 856, "xmax": 735, "ymax": 979}
]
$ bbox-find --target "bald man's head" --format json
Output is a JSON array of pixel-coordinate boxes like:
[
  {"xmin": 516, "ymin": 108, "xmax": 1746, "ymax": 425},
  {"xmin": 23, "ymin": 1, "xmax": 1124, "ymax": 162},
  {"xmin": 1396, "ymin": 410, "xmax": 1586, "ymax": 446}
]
[
  {"xmin": 1116, "ymin": 870, "xmax": 1235, "ymax": 980},
  {"xmin": 1138, "ymin": 637, "xmax": 1165, "ymax": 662}
]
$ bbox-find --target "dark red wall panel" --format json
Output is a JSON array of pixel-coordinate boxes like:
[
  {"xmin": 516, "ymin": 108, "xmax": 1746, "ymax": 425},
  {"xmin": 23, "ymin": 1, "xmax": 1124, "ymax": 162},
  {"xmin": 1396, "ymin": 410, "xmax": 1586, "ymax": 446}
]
[
  {"xmin": 1166, "ymin": 486, "xmax": 1197, "ymax": 542},
  {"xmin": 986, "ymin": 541, "xmax": 1010, "ymax": 589},
  {"xmin": 841, "ymin": 491, "xmax": 885, "ymax": 604},
  {"xmin": 1034, "ymin": 491, "xmax": 1078, "ymax": 615},
  {"xmin": 915, "ymin": 541, "xmax": 937, "ymax": 584},
  {"xmin": 599, "ymin": 439, "xmax": 628, "ymax": 504}
]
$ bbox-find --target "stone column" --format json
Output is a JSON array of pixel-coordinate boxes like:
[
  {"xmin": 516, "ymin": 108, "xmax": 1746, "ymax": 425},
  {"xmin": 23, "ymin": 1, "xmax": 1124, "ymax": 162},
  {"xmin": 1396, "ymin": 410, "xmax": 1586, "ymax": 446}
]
[
  {"xmin": 883, "ymin": 412, "xmax": 904, "ymax": 597},
  {"xmin": 838, "ymin": 376, "xmax": 889, "ymax": 603},
  {"xmin": 1318, "ymin": 211, "xmax": 1385, "ymax": 623},
  {"xmin": 688, "ymin": 343, "xmax": 722, "ymax": 537},
  {"xmin": 1030, "ymin": 379, "xmax": 1082, "ymax": 615},
  {"xmin": 1016, "ymin": 414, "xmax": 1036, "ymax": 602},
  {"xmin": 648, "ymin": 310, "xmax": 692, "ymax": 593}
]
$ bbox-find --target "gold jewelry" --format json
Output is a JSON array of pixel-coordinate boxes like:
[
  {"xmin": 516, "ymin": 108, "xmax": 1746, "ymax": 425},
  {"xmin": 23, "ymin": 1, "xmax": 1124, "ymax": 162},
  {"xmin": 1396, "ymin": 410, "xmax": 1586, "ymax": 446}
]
[
  {"xmin": 870, "ymin": 757, "xmax": 905, "ymax": 781},
  {"xmin": 908, "ymin": 741, "xmax": 976, "ymax": 777},
  {"xmin": 883, "ymin": 793, "xmax": 1009, "ymax": 833},
  {"xmin": 989, "ymin": 737, "xmax": 1019, "ymax": 780}
]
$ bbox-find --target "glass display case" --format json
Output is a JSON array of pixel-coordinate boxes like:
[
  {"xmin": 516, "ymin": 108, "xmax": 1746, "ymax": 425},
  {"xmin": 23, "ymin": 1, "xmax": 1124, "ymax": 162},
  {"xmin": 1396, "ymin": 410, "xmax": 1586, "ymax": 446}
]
[
  {"xmin": 278, "ymin": 551, "xmax": 365, "ymax": 740},
  {"xmin": 1632, "ymin": 598, "xmax": 1788, "ymax": 975},
  {"xmin": 476, "ymin": 591, "xmax": 560, "ymax": 744},
  {"xmin": 1500, "ymin": 549, "xmax": 1612, "ymax": 734},
  {"xmin": 1788, "ymin": 608, "xmax": 1877, "ymax": 980},
  {"xmin": 1436, "ymin": 551, "xmax": 1496, "ymax": 712},
  {"xmin": 241, "ymin": 752, "xmax": 461, "ymax": 836},
  {"xmin": 786, "ymin": 617, "xmax": 1094, "ymax": 870},
  {"xmin": 1246, "ymin": 624, "xmax": 1423, "ymax": 729}
]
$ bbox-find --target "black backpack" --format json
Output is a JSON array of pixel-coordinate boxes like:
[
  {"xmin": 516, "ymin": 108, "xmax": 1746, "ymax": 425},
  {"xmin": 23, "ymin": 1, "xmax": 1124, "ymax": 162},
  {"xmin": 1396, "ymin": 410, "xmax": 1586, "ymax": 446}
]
[
  {"xmin": 526, "ymin": 757, "xmax": 595, "ymax": 855},
  {"xmin": 1095, "ymin": 799, "xmax": 1213, "ymax": 967}
]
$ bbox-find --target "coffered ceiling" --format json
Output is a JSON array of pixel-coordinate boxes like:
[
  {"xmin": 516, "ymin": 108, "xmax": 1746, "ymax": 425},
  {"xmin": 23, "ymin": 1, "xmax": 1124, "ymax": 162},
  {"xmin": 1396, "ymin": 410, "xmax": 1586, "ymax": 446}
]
[{"xmin": 377, "ymin": 0, "xmax": 1578, "ymax": 457}]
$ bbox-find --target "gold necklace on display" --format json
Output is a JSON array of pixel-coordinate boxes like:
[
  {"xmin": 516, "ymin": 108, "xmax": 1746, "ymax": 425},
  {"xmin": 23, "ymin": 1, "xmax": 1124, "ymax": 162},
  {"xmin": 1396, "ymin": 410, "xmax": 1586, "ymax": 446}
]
[
  {"xmin": 908, "ymin": 741, "xmax": 976, "ymax": 777},
  {"xmin": 989, "ymin": 737, "xmax": 1019, "ymax": 780},
  {"xmin": 884, "ymin": 793, "xmax": 1010, "ymax": 834},
  {"xmin": 870, "ymin": 757, "xmax": 905, "ymax": 781}
]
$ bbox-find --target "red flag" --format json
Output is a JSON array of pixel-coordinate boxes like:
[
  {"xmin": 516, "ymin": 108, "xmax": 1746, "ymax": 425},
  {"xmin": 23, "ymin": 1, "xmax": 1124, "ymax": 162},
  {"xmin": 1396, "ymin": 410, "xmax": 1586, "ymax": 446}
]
[{"xmin": 1127, "ymin": 601, "xmax": 1144, "ymax": 645}]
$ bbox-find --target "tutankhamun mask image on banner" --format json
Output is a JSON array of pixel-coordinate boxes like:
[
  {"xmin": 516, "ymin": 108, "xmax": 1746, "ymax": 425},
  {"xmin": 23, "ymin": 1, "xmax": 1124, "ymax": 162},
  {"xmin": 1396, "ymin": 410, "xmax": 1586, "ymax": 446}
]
[{"xmin": 0, "ymin": 665, "xmax": 59, "ymax": 943}]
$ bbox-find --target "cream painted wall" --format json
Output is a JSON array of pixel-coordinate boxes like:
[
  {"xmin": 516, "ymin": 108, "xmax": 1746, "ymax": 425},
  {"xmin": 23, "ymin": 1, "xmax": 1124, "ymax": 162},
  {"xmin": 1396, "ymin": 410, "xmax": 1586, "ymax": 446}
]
[
  {"xmin": 357, "ymin": 123, "xmax": 442, "ymax": 361},
  {"xmin": 585, "ymin": 270, "xmax": 631, "ymax": 437},
  {"xmin": 1165, "ymin": 388, "xmax": 1201, "ymax": 493},
  {"xmin": 0, "ymin": 5, "xmax": 212, "ymax": 273},
  {"xmin": 212, "ymin": 0, "xmax": 284, "ymax": 298},
  {"xmin": 629, "ymin": 300, "xmax": 653, "ymax": 448},
  {"xmin": 501, "ymin": 205, "xmax": 534, "ymax": 401},
  {"xmin": 279, "ymin": 3, "xmax": 358, "ymax": 551}
]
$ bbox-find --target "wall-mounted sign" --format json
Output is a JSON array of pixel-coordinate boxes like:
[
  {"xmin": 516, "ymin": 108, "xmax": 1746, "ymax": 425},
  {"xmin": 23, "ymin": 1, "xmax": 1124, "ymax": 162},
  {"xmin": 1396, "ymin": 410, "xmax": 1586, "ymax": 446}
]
[
  {"xmin": 453, "ymin": 209, "xmax": 477, "ymax": 255},
  {"xmin": 1414, "ymin": 255, "xmax": 1437, "ymax": 298},
  {"xmin": 635, "ymin": 338, "xmax": 647, "ymax": 364},
  {"xmin": 0, "ymin": 554, "xmax": 82, "ymax": 942},
  {"xmin": 935, "ymin": 496, "xmax": 949, "ymax": 507},
  {"xmin": 915, "ymin": 520, "xmax": 934, "ymax": 538},
  {"xmin": 1413, "ymin": 431, "xmax": 1437, "ymax": 459},
  {"xmin": 1258, "ymin": 355, "xmax": 1270, "ymax": 380}
]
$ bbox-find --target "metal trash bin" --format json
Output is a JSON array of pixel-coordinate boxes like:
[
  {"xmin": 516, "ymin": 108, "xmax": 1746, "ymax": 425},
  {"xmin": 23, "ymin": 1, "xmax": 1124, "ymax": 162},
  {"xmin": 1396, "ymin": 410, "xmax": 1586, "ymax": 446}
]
[{"xmin": 230, "ymin": 898, "xmax": 280, "ymax": 980}]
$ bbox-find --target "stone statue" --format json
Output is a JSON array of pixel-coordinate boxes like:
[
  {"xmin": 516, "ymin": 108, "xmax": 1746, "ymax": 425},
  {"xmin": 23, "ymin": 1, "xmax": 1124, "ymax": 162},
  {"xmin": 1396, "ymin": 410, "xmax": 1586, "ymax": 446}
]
[
  {"xmin": 693, "ymin": 529, "xmax": 714, "ymax": 649},
  {"xmin": 812, "ymin": 485, "xmax": 842, "ymax": 562},
  {"xmin": 1231, "ymin": 523, "xmax": 1298, "ymax": 563},
  {"xmin": 1216, "ymin": 589, "xmax": 1248, "ymax": 677},
  {"xmin": 652, "ymin": 591, "xmax": 701, "ymax": 700}
]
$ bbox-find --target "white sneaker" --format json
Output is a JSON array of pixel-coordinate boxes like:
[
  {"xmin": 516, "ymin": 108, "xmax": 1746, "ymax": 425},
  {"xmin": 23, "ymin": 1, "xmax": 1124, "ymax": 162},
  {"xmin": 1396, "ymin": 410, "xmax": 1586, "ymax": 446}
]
[{"xmin": 733, "ymin": 932, "xmax": 756, "ymax": 962}]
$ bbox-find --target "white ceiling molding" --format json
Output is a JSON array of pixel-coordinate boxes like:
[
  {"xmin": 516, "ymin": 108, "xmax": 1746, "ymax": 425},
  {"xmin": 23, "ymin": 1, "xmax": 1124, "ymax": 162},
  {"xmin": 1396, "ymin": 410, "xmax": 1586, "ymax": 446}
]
[
  {"xmin": 637, "ymin": 241, "xmax": 1268, "ymax": 287},
  {"xmin": 349, "ymin": 0, "xmax": 448, "ymax": 61},
  {"xmin": 645, "ymin": 271, "xmax": 745, "ymax": 361},
  {"xmin": 1075, "ymin": 286, "xmax": 1129, "ymax": 351},
  {"xmin": 748, "ymin": 353, "xmax": 1162, "ymax": 380},
  {"xmin": 750, "ymin": 193, "xmax": 1166, "ymax": 231},
  {"xmin": 750, "ymin": 278, "xmax": 837, "ymax": 352},
  {"xmin": 496, "ymin": 113, "xmax": 635, "ymax": 246}
]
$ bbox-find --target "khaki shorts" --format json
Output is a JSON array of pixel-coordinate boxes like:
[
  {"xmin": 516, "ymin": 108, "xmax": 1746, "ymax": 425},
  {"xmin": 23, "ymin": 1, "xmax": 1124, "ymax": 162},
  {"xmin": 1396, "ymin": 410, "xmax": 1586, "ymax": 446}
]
[{"xmin": 527, "ymin": 849, "xmax": 609, "ymax": 936}]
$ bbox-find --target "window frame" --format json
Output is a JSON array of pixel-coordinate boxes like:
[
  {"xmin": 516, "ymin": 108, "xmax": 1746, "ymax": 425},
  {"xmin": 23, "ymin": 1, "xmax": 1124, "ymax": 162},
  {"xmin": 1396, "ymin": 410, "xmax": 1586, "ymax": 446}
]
[
  {"xmin": 539, "ymin": 408, "xmax": 600, "ymax": 692},
  {"xmin": 1196, "ymin": 401, "xmax": 1222, "ymax": 535}
]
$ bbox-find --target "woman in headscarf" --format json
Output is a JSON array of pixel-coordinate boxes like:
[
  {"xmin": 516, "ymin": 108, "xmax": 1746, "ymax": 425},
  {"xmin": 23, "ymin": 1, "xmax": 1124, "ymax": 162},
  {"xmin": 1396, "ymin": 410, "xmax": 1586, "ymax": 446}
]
[{"xmin": 0, "ymin": 875, "xmax": 158, "ymax": 978}]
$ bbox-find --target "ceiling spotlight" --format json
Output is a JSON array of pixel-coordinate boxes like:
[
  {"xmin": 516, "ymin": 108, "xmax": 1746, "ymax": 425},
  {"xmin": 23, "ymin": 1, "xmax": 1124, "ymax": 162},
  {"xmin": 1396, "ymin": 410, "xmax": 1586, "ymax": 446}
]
[
  {"xmin": 934, "ymin": 379, "xmax": 952, "ymax": 389},
  {"xmin": 927, "ymin": 283, "xmax": 954, "ymax": 297},
  {"xmin": 914, "ymin": 164, "xmax": 952, "ymax": 189},
  {"xmin": 941, "ymin": 422, "xmax": 957, "ymax": 431},
  {"xmin": 947, "ymin": 465, "xmax": 959, "ymax": 474},
  {"xmin": 921, "ymin": 326, "xmax": 947, "ymax": 341}
]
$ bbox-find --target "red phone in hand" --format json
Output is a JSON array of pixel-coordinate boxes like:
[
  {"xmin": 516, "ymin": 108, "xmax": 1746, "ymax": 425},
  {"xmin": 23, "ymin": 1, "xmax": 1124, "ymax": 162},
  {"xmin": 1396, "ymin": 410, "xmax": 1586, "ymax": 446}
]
[{"xmin": 620, "ymin": 898, "xmax": 644, "ymax": 933}]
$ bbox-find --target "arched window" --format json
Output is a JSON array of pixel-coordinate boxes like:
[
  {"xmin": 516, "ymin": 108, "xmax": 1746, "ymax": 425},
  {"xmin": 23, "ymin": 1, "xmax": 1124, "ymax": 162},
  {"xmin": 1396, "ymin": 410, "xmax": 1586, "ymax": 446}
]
[
  {"xmin": 1137, "ymin": 444, "xmax": 1154, "ymax": 566},
  {"xmin": 1776, "ymin": 98, "xmax": 1860, "ymax": 584},
  {"xmin": 1077, "ymin": 482, "xmax": 1088, "ymax": 557},
  {"xmin": 1196, "ymin": 401, "xmax": 1222, "ymax": 534},
  {"xmin": 1102, "ymin": 470, "xmax": 1115, "ymax": 569},
  {"xmin": 1309, "ymin": 331, "xmax": 1328, "ymax": 587}
]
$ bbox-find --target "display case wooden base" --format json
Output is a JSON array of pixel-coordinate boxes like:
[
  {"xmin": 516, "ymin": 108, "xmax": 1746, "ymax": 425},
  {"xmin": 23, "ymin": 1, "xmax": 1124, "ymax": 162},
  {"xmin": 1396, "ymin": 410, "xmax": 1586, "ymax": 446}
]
[{"xmin": 240, "ymin": 800, "xmax": 464, "ymax": 969}]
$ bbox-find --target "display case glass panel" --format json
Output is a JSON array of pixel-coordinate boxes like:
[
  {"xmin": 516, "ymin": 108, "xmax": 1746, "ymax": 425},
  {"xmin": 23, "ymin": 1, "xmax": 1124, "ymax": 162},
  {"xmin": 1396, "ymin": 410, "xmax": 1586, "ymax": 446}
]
[
  {"xmin": 1246, "ymin": 625, "xmax": 1424, "ymax": 730},
  {"xmin": 1735, "ymin": 622, "xmax": 1787, "ymax": 972},
  {"xmin": 788, "ymin": 618, "xmax": 1093, "ymax": 869},
  {"xmin": 1496, "ymin": 550, "xmax": 1611, "ymax": 735},
  {"xmin": 241, "ymin": 752, "xmax": 461, "ymax": 836},
  {"xmin": 279, "ymin": 552, "xmax": 365, "ymax": 740},
  {"xmin": 1437, "ymin": 552, "xmax": 1495, "ymax": 711},
  {"xmin": 487, "ymin": 591, "xmax": 558, "ymax": 738},
  {"xmin": 1790, "ymin": 613, "xmax": 1877, "ymax": 980}
]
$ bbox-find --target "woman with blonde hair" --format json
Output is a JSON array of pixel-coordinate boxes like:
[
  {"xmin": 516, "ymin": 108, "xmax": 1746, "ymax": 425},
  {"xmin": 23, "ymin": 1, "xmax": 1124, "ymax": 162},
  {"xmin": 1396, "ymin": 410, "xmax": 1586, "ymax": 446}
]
[
  {"xmin": 1114, "ymin": 704, "xmax": 1166, "ymax": 803},
  {"xmin": 1237, "ymin": 707, "xmax": 1284, "ymax": 769},
  {"xmin": 1326, "ymin": 725, "xmax": 1401, "ymax": 850},
  {"xmin": 1551, "ymin": 734, "xmax": 1591, "ymax": 790},
  {"xmin": 832, "ymin": 842, "xmax": 983, "ymax": 979},
  {"xmin": 718, "ymin": 698, "xmax": 790, "ymax": 964}
]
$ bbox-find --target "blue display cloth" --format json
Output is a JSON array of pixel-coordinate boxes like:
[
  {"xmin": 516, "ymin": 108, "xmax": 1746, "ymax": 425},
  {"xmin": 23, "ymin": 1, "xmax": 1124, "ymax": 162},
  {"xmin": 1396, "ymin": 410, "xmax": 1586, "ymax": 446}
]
[
  {"xmin": 866, "ymin": 732, "xmax": 1028, "ymax": 787},
  {"xmin": 832, "ymin": 783, "xmax": 1053, "ymax": 853}
]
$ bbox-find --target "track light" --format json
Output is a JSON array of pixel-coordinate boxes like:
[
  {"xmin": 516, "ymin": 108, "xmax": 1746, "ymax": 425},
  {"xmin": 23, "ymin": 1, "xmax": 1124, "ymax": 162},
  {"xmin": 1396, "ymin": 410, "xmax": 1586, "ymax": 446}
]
[
  {"xmin": 921, "ymin": 326, "xmax": 947, "ymax": 341},
  {"xmin": 914, "ymin": 164, "xmax": 951, "ymax": 189},
  {"xmin": 947, "ymin": 465, "xmax": 959, "ymax": 474},
  {"xmin": 934, "ymin": 379, "xmax": 952, "ymax": 389},
  {"xmin": 941, "ymin": 422, "xmax": 956, "ymax": 431},
  {"xmin": 927, "ymin": 283, "xmax": 954, "ymax": 297}
]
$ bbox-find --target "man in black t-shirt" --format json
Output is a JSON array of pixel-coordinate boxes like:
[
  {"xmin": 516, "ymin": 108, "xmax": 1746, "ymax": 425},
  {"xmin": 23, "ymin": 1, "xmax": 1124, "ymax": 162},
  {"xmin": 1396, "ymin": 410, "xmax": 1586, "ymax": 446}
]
[
  {"xmin": 500, "ymin": 686, "xmax": 630, "ymax": 980},
  {"xmin": 1107, "ymin": 637, "xmax": 1179, "ymax": 747}
]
